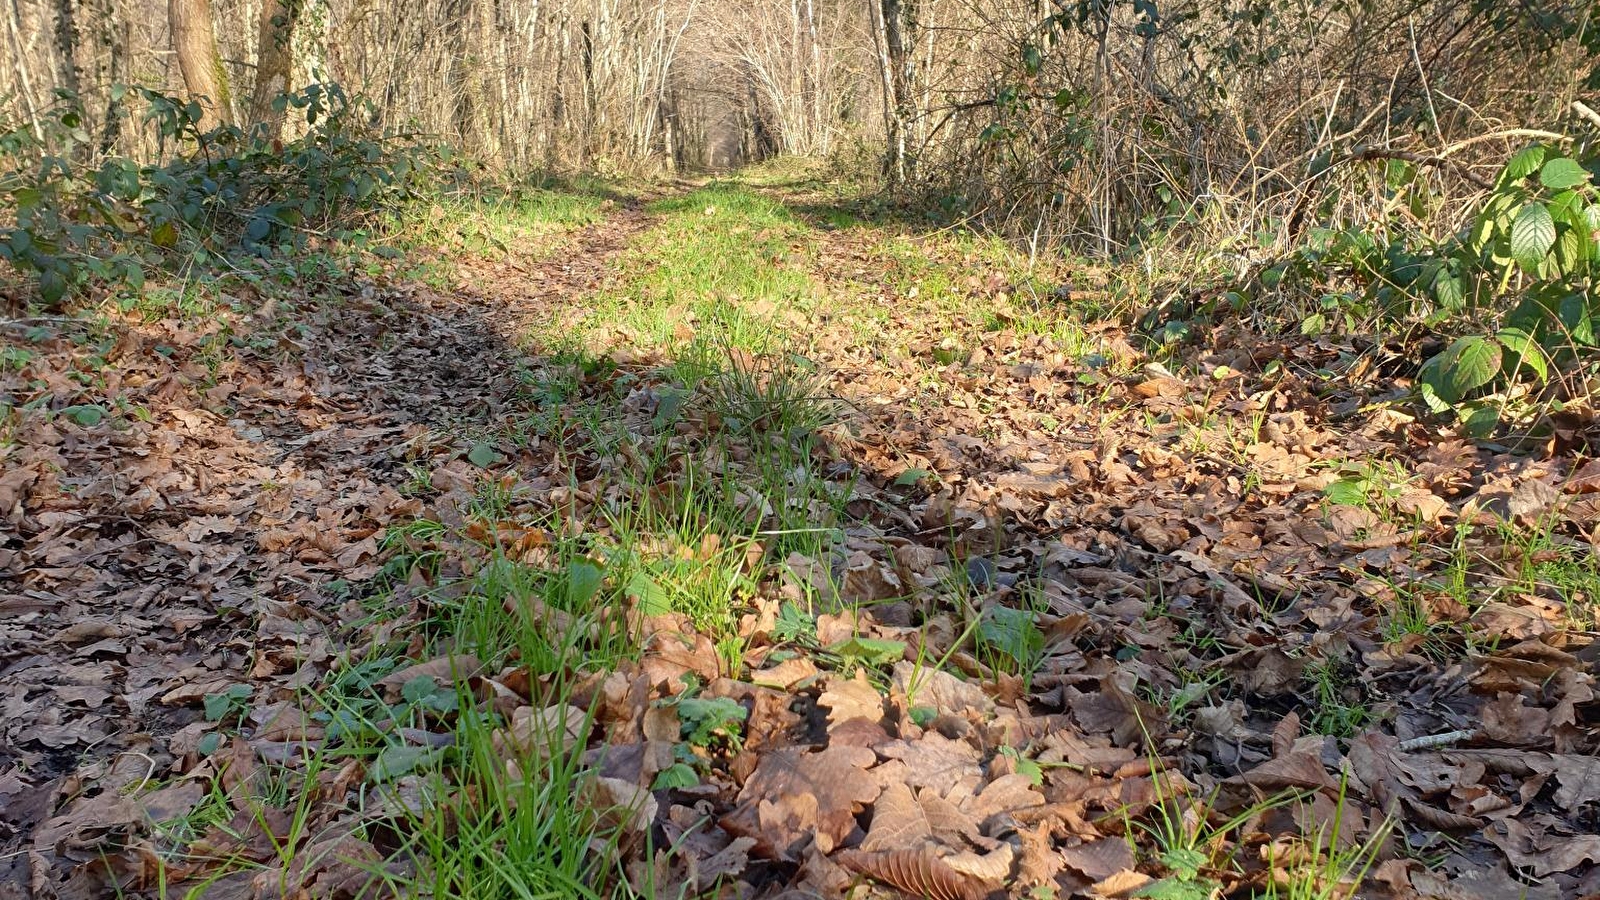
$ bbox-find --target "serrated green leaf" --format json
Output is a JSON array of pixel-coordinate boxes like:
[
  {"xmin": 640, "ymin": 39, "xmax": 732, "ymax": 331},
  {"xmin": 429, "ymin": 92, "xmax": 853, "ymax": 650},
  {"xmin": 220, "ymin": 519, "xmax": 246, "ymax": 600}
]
[
  {"xmin": 1502, "ymin": 144, "xmax": 1546, "ymax": 183},
  {"xmin": 626, "ymin": 571, "xmax": 671, "ymax": 616},
  {"xmin": 1510, "ymin": 203, "xmax": 1557, "ymax": 273},
  {"xmin": 1555, "ymin": 224, "xmax": 1585, "ymax": 272},
  {"xmin": 566, "ymin": 560, "xmax": 603, "ymax": 606},
  {"xmin": 1560, "ymin": 294, "xmax": 1596, "ymax": 346},
  {"xmin": 1495, "ymin": 327, "xmax": 1548, "ymax": 382},
  {"xmin": 825, "ymin": 636, "xmax": 906, "ymax": 667},
  {"xmin": 196, "ymin": 732, "xmax": 222, "ymax": 756},
  {"xmin": 1423, "ymin": 336, "xmax": 1502, "ymax": 404},
  {"xmin": 676, "ymin": 697, "xmax": 746, "ymax": 746},
  {"xmin": 1417, "ymin": 380, "xmax": 1453, "ymax": 415},
  {"xmin": 1015, "ymin": 755, "xmax": 1043, "ymax": 786},
  {"xmin": 651, "ymin": 762, "xmax": 699, "ymax": 790},
  {"xmin": 1540, "ymin": 157, "xmax": 1590, "ymax": 190},
  {"xmin": 1323, "ymin": 478, "xmax": 1369, "ymax": 506},
  {"xmin": 39, "ymin": 268, "xmax": 66, "ymax": 305},
  {"xmin": 467, "ymin": 441, "xmax": 499, "ymax": 468},
  {"xmin": 1432, "ymin": 267, "xmax": 1465, "ymax": 311}
]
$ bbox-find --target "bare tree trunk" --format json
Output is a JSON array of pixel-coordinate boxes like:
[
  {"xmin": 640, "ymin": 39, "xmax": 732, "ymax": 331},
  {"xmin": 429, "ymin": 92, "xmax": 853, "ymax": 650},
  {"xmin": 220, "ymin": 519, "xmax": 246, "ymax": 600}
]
[
  {"xmin": 867, "ymin": 0, "xmax": 902, "ymax": 182},
  {"xmin": 249, "ymin": 0, "xmax": 302, "ymax": 137},
  {"xmin": 96, "ymin": 0, "xmax": 127, "ymax": 154},
  {"xmin": 5, "ymin": 0, "xmax": 43, "ymax": 139},
  {"xmin": 168, "ymin": 0, "xmax": 233, "ymax": 130}
]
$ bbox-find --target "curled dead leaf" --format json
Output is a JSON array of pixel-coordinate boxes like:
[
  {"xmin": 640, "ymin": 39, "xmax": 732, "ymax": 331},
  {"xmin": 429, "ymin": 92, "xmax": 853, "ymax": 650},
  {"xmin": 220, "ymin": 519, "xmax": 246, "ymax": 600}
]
[{"xmin": 836, "ymin": 848, "xmax": 983, "ymax": 900}]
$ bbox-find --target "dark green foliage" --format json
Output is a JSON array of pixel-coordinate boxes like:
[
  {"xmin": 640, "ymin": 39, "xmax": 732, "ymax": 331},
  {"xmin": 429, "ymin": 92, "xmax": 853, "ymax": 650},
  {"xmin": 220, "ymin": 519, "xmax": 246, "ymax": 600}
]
[{"xmin": 1, "ymin": 83, "xmax": 434, "ymax": 310}]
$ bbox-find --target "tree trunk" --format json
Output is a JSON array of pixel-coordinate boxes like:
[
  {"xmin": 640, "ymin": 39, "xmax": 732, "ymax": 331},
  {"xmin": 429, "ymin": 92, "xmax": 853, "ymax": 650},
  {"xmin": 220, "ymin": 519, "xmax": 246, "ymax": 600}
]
[
  {"xmin": 96, "ymin": 0, "xmax": 128, "ymax": 155},
  {"xmin": 249, "ymin": 0, "xmax": 302, "ymax": 137},
  {"xmin": 868, "ymin": 0, "xmax": 902, "ymax": 183},
  {"xmin": 882, "ymin": 0, "xmax": 915, "ymax": 174},
  {"xmin": 51, "ymin": 0, "xmax": 82, "ymax": 102},
  {"xmin": 168, "ymin": 0, "xmax": 233, "ymax": 131}
]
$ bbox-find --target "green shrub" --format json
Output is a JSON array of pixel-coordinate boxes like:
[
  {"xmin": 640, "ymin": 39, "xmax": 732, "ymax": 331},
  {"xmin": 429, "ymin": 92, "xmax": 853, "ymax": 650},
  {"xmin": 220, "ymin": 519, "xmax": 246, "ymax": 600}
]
[{"xmin": 0, "ymin": 83, "xmax": 434, "ymax": 310}]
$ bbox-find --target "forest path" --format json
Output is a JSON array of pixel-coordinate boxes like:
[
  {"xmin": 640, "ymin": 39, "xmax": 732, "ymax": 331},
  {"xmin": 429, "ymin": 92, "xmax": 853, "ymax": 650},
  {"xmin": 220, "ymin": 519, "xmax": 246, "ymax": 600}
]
[{"xmin": 2, "ymin": 177, "xmax": 1596, "ymax": 899}]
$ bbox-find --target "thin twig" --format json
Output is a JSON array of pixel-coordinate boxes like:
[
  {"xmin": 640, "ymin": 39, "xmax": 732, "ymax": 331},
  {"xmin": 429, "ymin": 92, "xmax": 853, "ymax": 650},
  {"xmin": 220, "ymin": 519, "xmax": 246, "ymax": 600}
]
[{"xmin": 1398, "ymin": 729, "xmax": 1474, "ymax": 752}]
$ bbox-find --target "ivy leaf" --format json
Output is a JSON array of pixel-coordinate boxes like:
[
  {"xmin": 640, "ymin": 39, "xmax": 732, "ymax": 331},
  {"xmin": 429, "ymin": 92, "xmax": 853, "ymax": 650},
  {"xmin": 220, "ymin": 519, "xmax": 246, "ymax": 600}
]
[
  {"xmin": 894, "ymin": 468, "xmax": 932, "ymax": 486},
  {"xmin": 371, "ymin": 745, "xmax": 440, "ymax": 782},
  {"xmin": 1539, "ymin": 157, "xmax": 1591, "ymax": 190},
  {"xmin": 61, "ymin": 404, "xmax": 106, "ymax": 426},
  {"xmin": 1461, "ymin": 404, "xmax": 1500, "ymax": 439},
  {"xmin": 202, "ymin": 693, "xmax": 232, "ymax": 722},
  {"xmin": 1510, "ymin": 203, "xmax": 1557, "ymax": 274},
  {"xmin": 401, "ymin": 675, "xmax": 440, "ymax": 705}
]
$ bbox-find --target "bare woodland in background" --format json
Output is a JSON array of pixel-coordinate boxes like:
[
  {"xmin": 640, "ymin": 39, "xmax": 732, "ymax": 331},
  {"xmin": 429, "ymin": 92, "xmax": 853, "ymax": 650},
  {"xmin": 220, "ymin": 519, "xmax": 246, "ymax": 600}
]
[{"xmin": 3, "ymin": 0, "xmax": 1597, "ymax": 252}]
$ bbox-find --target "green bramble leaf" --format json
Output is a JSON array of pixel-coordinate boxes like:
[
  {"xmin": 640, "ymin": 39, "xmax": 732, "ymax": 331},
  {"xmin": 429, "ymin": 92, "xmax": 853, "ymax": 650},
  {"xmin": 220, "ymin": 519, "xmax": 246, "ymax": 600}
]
[
  {"xmin": 651, "ymin": 762, "xmax": 699, "ymax": 790},
  {"xmin": 1421, "ymin": 336, "xmax": 1501, "ymax": 404},
  {"xmin": 1539, "ymin": 157, "xmax": 1590, "ymax": 190},
  {"xmin": 1510, "ymin": 203, "xmax": 1557, "ymax": 274},
  {"xmin": 1501, "ymin": 145, "xmax": 1546, "ymax": 184}
]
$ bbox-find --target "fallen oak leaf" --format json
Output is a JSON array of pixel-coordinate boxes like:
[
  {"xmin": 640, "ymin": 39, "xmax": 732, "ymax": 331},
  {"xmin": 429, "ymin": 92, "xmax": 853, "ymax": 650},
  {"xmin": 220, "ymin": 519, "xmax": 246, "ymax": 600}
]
[
  {"xmin": 1485, "ymin": 818, "xmax": 1600, "ymax": 877},
  {"xmin": 720, "ymin": 744, "xmax": 880, "ymax": 860}
]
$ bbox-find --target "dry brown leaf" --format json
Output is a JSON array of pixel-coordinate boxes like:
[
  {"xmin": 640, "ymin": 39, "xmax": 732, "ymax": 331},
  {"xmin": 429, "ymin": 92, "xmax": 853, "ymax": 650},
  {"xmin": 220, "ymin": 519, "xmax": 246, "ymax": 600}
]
[
  {"xmin": 1089, "ymin": 867, "xmax": 1154, "ymax": 898},
  {"xmin": 1485, "ymin": 818, "xmax": 1600, "ymax": 877},
  {"xmin": 720, "ymin": 744, "xmax": 880, "ymax": 860},
  {"xmin": 750, "ymin": 656, "xmax": 819, "ymax": 690},
  {"xmin": 942, "ymin": 842, "xmax": 1014, "ymax": 882},
  {"xmin": 860, "ymin": 781, "xmax": 932, "ymax": 852},
  {"xmin": 1059, "ymin": 837, "xmax": 1136, "ymax": 882},
  {"xmin": 375, "ymin": 654, "xmax": 484, "ymax": 698},
  {"xmin": 818, "ymin": 673, "xmax": 885, "ymax": 727},
  {"xmin": 836, "ymin": 848, "xmax": 983, "ymax": 900},
  {"xmin": 585, "ymin": 775, "xmax": 660, "ymax": 837}
]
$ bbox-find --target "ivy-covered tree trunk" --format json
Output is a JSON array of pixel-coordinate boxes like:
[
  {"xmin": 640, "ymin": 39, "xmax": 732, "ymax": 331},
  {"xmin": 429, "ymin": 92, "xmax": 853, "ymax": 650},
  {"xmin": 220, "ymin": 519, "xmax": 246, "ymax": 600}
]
[
  {"xmin": 249, "ymin": 0, "xmax": 302, "ymax": 139},
  {"xmin": 167, "ymin": 0, "xmax": 233, "ymax": 131},
  {"xmin": 50, "ymin": 0, "xmax": 82, "ymax": 100}
]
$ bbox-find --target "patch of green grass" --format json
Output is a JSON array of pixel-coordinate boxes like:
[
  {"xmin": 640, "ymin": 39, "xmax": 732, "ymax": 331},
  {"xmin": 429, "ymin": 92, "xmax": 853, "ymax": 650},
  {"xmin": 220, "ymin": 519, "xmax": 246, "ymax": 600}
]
[
  {"xmin": 1303, "ymin": 659, "xmax": 1374, "ymax": 738},
  {"xmin": 375, "ymin": 182, "xmax": 610, "ymax": 282},
  {"xmin": 561, "ymin": 183, "xmax": 816, "ymax": 356},
  {"xmin": 1262, "ymin": 782, "xmax": 1391, "ymax": 900}
]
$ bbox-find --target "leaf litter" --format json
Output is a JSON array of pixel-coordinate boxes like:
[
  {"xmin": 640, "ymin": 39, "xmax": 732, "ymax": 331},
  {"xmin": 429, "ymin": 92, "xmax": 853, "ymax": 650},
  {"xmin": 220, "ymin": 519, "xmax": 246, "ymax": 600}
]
[{"xmin": 2, "ymin": 185, "xmax": 1598, "ymax": 900}]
